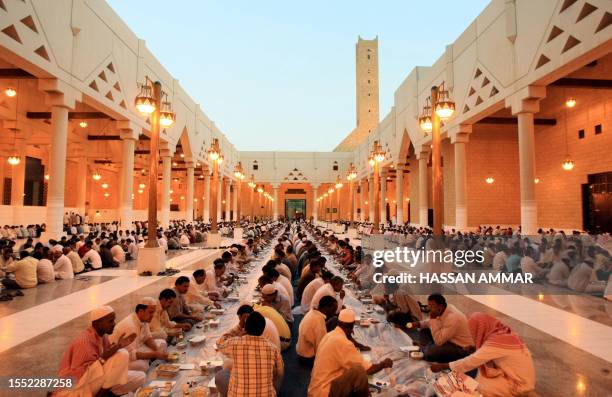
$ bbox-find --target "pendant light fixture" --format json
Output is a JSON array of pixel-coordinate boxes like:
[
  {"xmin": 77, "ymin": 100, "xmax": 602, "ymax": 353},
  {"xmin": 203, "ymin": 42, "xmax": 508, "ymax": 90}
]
[{"xmin": 562, "ymin": 89, "xmax": 574, "ymax": 171}]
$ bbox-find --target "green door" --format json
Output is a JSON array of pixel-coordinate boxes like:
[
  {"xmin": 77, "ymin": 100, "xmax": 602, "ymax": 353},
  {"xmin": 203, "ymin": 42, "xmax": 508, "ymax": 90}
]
[{"xmin": 285, "ymin": 199, "xmax": 306, "ymax": 220}]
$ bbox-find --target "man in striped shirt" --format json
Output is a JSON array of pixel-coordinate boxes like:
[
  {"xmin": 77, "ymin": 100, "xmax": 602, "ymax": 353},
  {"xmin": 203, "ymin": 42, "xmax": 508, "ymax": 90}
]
[{"xmin": 215, "ymin": 311, "xmax": 284, "ymax": 397}]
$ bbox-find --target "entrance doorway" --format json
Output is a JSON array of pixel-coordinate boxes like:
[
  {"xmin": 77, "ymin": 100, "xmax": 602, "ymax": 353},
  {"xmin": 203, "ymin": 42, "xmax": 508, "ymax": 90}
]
[
  {"xmin": 583, "ymin": 171, "xmax": 612, "ymax": 233},
  {"xmin": 285, "ymin": 199, "xmax": 306, "ymax": 220}
]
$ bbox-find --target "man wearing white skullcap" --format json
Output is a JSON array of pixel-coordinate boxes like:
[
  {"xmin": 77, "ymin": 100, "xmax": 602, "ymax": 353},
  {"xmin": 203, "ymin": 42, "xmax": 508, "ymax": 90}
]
[
  {"xmin": 308, "ymin": 309, "xmax": 393, "ymax": 397},
  {"xmin": 57, "ymin": 306, "xmax": 145, "ymax": 396},
  {"xmin": 110, "ymin": 297, "xmax": 168, "ymax": 372},
  {"xmin": 261, "ymin": 282, "xmax": 293, "ymax": 326}
]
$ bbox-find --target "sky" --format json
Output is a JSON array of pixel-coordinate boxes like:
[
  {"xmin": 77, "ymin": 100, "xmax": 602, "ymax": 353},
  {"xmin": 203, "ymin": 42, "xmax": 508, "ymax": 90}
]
[{"xmin": 107, "ymin": 0, "xmax": 490, "ymax": 152}]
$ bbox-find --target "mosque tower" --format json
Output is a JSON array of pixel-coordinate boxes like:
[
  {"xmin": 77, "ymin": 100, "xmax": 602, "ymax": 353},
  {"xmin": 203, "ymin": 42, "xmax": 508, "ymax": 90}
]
[{"xmin": 334, "ymin": 36, "xmax": 380, "ymax": 152}]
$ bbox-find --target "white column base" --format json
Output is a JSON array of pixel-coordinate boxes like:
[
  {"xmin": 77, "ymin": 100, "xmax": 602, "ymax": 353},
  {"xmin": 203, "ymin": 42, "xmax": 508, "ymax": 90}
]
[
  {"xmin": 233, "ymin": 227, "xmax": 243, "ymax": 241},
  {"xmin": 347, "ymin": 228, "xmax": 358, "ymax": 238},
  {"xmin": 419, "ymin": 207, "xmax": 428, "ymax": 227},
  {"xmin": 521, "ymin": 201, "xmax": 538, "ymax": 235},
  {"xmin": 207, "ymin": 232, "xmax": 222, "ymax": 248},
  {"xmin": 161, "ymin": 210, "xmax": 170, "ymax": 229},
  {"xmin": 136, "ymin": 246, "xmax": 166, "ymax": 275},
  {"xmin": 455, "ymin": 206, "xmax": 467, "ymax": 231}
]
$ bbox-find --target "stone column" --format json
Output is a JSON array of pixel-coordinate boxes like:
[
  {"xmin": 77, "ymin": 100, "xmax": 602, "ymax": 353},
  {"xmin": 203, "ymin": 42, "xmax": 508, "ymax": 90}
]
[
  {"xmin": 39, "ymin": 80, "xmax": 80, "ymax": 242},
  {"xmin": 10, "ymin": 136, "xmax": 26, "ymax": 206},
  {"xmin": 395, "ymin": 166, "xmax": 404, "ymax": 225},
  {"xmin": 380, "ymin": 169, "xmax": 387, "ymax": 224},
  {"xmin": 119, "ymin": 124, "xmax": 138, "ymax": 231},
  {"xmin": 224, "ymin": 179, "xmax": 231, "ymax": 221},
  {"xmin": 160, "ymin": 150, "xmax": 173, "ymax": 229},
  {"xmin": 75, "ymin": 153, "xmax": 88, "ymax": 216},
  {"xmin": 451, "ymin": 127, "xmax": 471, "ymax": 230},
  {"xmin": 312, "ymin": 184, "xmax": 319, "ymax": 222},
  {"xmin": 506, "ymin": 86, "xmax": 545, "ymax": 235},
  {"xmin": 359, "ymin": 179, "xmax": 365, "ymax": 222},
  {"xmin": 368, "ymin": 176, "xmax": 374, "ymax": 222},
  {"xmin": 185, "ymin": 163, "xmax": 194, "ymax": 222},
  {"xmin": 273, "ymin": 185, "xmax": 279, "ymax": 220},
  {"xmin": 417, "ymin": 149, "xmax": 429, "ymax": 227},
  {"xmin": 232, "ymin": 182, "xmax": 238, "ymax": 221},
  {"xmin": 204, "ymin": 173, "xmax": 211, "ymax": 222},
  {"xmin": 217, "ymin": 177, "xmax": 223, "ymax": 222}
]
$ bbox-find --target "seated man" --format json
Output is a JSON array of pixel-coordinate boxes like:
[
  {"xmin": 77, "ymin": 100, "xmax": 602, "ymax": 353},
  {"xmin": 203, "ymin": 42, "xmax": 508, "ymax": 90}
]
[
  {"xmin": 409, "ymin": 293, "xmax": 473, "ymax": 363},
  {"xmin": 2, "ymin": 251, "xmax": 38, "ymax": 289},
  {"xmin": 64, "ymin": 245, "xmax": 85, "ymax": 275},
  {"xmin": 52, "ymin": 250, "xmax": 74, "ymax": 280},
  {"xmin": 311, "ymin": 276, "xmax": 345, "ymax": 315},
  {"xmin": 187, "ymin": 269, "xmax": 218, "ymax": 310},
  {"xmin": 56, "ymin": 306, "xmax": 145, "ymax": 396},
  {"xmin": 205, "ymin": 259, "xmax": 231, "ymax": 299},
  {"xmin": 261, "ymin": 283, "xmax": 293, "ymax": 328},
  {"xmin": 296, "ymin": 295, "xmax": 337, "ymax": 365},
  {"xmin": 308, "ymin": 309, "xmax": 393, "ymax": 397},
  {"xmin": 215, "ymin": 312, "xmax": 284, "ymax": 397},
  {"xmin": 110, "ymin": 297, "xmax": 168, "ymax": 372},
  {"xmin": 218, "ymin": 304, "xmax": 280, "ymax": 350},
  {"xmin": 167, "ymin": 276, "xmax": 204, "ymax": 325},
  {"xmin": 150, "ymin": 289, "xmax": 192, "ymax": 340},
  {"xmin": 301, "ymin": 271, "xmax": 332, "ymax": 314}
]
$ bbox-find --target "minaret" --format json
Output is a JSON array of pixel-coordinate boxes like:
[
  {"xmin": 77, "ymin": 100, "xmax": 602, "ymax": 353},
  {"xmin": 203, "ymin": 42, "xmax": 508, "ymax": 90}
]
[{"xmin": 335, "ymin": 36, "xmax": 380, "ymax": 151}]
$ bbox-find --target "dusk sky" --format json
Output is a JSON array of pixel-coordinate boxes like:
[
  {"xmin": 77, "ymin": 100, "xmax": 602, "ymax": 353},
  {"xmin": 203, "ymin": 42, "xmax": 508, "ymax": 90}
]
[{"xmin": 108, "ymin": 0, "xmax": 490, "ymax": 151}]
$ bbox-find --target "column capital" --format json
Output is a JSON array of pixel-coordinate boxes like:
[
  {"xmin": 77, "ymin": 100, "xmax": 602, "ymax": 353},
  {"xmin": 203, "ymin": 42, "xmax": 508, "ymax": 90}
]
[
  {"xmin": 505, "ymin": 85, "xmax": 546, "ymax": 115},
  {"xmin": 416, "ymin": 147, "xmax": 430, "ymax": 160},
  {"xmin": 38, "ymin": 78, "xmax": 81, "ymax": 109},
  {"xmin": 117, "ymin": 120, "xmax": 141, "ymax": 140},
  {"xmin": 184, "ymin": 161, "xmax": 195, "ymax": 169},
  {"xmin": 449, "ymin": 124, "xmax": 472, "ymax": 144},
  {"xmin": 311, "ymin": 183, "xmax": 321, "ymax": 189},
  {"xmin": 160, "ymin": 149, "xmax": 174, "ymax": 158}
]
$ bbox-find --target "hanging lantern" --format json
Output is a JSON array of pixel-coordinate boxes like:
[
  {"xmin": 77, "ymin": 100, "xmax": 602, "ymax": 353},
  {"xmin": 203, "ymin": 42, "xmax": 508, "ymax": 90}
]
[
  {"xmin": 159, "ymin": 101, "xmax": 176, "ymax": 127},
  {"xmin": 419, "ymin": 98, "xmax": 433, "ymax": 133},
  {"xmin": 435, "ymin": 85, "xmax": 455, "ymax": 119},
  {"xmin": 4, "ymin": 87, "xmax": 17, "ymax": 97},
  {"xmin": 7, "ymin": 156, "xmax": 20, "ymax": 166},
  {"xmin": 565, "ymin": 98, "xmax": 576, "ymax": 108},
  {"xmin": 92, "ymin": 171, "xmax": 102, "ymax": 181},
  {"xmin": 134, "ymin": 83, "xmax": 156, "ymax": 115},
  {"xmin": 485, "ymin": 177, "xmax": 494, "ymax": 184},
  {"xmin": 562, "ymin": 158, "xmax": 574, "ymax": 171}
]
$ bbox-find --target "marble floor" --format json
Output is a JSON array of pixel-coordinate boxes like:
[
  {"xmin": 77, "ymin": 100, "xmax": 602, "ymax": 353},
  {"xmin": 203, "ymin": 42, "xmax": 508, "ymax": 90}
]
[{"xmin": 0, "ymin": 239, "xmax": 610, "ymax": 397}]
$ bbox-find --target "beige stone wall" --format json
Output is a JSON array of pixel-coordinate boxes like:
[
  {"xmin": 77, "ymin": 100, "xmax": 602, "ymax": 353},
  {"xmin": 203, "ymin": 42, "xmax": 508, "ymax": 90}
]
[
  {"xmin": 535, "ymin": 89, "xmax": 612, "ymax": 230},
  {"xmin": 466, "ymin": 125, "xmax": 520, "ymax": 227}
]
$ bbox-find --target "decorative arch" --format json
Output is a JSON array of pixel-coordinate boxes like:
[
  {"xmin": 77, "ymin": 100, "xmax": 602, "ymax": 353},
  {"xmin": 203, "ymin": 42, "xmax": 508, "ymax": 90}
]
[{"xmin": 177, "ymin": 126, "xmax": 194, "ymax": 162}]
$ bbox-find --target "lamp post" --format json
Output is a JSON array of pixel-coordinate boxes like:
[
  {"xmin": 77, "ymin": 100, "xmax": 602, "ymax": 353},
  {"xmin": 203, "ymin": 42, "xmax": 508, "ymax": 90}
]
[
  {"xmin": 207, "ymin": 138, "xmax": 223, "ymax": 239},
  {"xmin": 369, "ymin": 141, "xmax": 386, "ymax": 234},
  {"xmin": 248, "ymin": 175, "xmax": 256, "ymax": 221},
  {"xmin": 335, "ymin": 175, "xmax": 343, "ymax": 223},
  {"xmin": 134, "ymin": 78, "xmax": 175, "ymax": 249},
  {"xmin": 327, "ymin": 187, "xmax": 334, "ymax": 222},
  {"xmin": 233, "ymin": 162, "xmax": 245, "ymax": 224},
  {"xmin": 346, "ymin": 163, "xmax": 357, "ymax": 229},
  {"xmin": 257, "ymin": 185, "xmax": 264, "ymax": 220},
  {"xmin": 418, "ymin": 83, "xmax": 456, "ymax": 236}
]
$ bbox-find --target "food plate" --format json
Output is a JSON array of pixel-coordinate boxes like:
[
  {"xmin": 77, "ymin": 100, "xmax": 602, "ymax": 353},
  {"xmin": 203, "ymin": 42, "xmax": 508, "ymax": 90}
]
[
  {"xmin": 179, "ymin": 363, "xmax": 196, "ymax": 370},
  {"xmin": 199, "ymin": 360, "xmax": 224, "ymax": 370},
  {"xmin": 399, "ymin": 345, "xmax": 420, "ymax": 353},
  {"xmin": 189, "ymin": 334, "xmax": 207, "ymax": 345},
  {"xmin": 360, "ymin": 298, "xmax": 373, "ymax": 304},
  {"xmin": 135, "ymin": 386, "xmax": 155, "ymax": 397},
  {"xmin": 210, "ymin": 308, "xmax": 225, "ymax": 315},
  {"xmin": 176, "ymin": 341, "xmax": 188, "ymax": 349},
  {"xmin": 149, "ymin": 380, "xmax": 176, "ymax": 389},
  {"xmin": 167, "ymin": 352, "xmax": 179, "ymax": 362},
  {"xmin": 410, "ymin": 351, "xmax": 424, "ymax": 360},
  {"xmin": 156, "ymin": 364, "xmax": 180, "ymax": 377}
]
